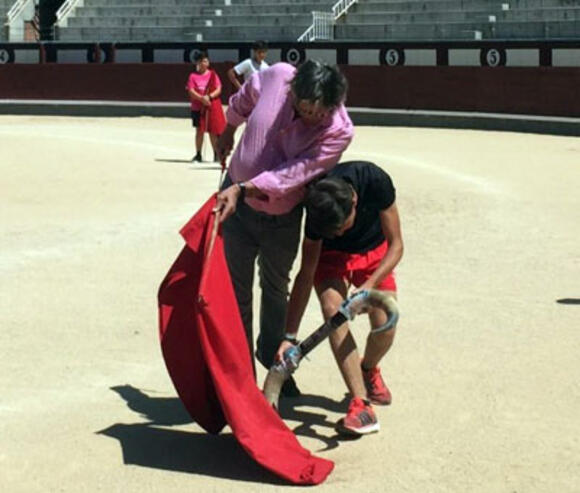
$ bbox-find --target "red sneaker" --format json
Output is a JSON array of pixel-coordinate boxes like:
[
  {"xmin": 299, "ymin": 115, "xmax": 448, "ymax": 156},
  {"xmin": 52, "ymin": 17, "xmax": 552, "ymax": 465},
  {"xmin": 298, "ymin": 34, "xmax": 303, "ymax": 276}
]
[
  {"xmin": 362, "ymin": 366, "xmax": 392, "ymax": 405},
  {"xmin": 336, "ymin": 397, "xmax": 380, "ymax": 436}
]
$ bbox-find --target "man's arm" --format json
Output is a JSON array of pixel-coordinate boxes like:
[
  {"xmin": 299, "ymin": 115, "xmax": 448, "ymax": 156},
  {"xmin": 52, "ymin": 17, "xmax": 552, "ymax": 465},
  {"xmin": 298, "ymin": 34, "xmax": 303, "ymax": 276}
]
[
  {"xmin": 227, "ymin": 67, "xmax": 243, "ymax": 91},
  {"xmin": 215, "ymin": 179, "xmax": 267, "ymax": 222},
  {"xmin": 358, "ymin": 203, "xmax": 404, "ymax": 291},
  {"xmin": 251, "ymin": 114, "xmax": 354, "ymax": 200},
  {"xmin": 217, "ymin": 70, "xmax": 262, "ymax": 162},
  {"xmin": 275, "ymin": 238, "xmax": 322, "ymax": 361},
  {"xmin": 224, "ymin": 69, "xmax": 261, "ymax": 126}
]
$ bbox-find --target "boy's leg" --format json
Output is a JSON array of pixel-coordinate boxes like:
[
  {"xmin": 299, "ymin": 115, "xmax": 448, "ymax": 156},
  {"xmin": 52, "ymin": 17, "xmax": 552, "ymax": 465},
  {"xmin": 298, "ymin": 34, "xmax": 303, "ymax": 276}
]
[
  {"xmin": 191, "ymin": 112, "xmax": 202, "ymax": 161},
  {"xmin": 316, "ymin": 279, "xmax": 367, "ymax": 400},
  {"xmin": 361, "ymin": 291, "xmax": 398, "ymax": 405},
  {"xmin": 362, "ymin": 291, "xmax": 398, "ymax": 369},
  {"xmin": 317, "ymin": 279, "xmax": 380, "ymax": 435}
]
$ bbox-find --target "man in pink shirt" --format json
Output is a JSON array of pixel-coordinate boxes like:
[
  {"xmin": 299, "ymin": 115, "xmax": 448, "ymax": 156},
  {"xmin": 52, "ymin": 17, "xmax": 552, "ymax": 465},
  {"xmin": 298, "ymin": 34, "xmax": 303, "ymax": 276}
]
[{"xmin": 215, "ymin": 60, "xmax": 353, "ymax": 396}]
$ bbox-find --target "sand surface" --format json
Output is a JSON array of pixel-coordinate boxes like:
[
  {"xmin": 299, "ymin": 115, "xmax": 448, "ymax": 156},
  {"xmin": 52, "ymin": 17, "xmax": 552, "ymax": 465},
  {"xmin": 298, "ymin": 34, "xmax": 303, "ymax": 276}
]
[{"xmin": 1, "ymin": 115, "xmax": 579, "ymax": 492}]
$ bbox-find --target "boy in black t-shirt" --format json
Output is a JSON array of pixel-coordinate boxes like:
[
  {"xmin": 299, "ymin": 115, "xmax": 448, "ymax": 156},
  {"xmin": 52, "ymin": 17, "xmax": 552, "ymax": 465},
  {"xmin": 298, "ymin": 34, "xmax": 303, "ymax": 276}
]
[{"xmin": 275, "ymin": 161, "xmax": 403, "ymax": 435}]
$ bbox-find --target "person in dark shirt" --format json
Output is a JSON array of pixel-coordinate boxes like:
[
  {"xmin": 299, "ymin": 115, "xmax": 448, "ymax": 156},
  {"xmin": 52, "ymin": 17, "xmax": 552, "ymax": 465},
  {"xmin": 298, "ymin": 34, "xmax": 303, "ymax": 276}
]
[{"xmin": 275, "ymin": 160, "xmax": 404, "ymax": 436}]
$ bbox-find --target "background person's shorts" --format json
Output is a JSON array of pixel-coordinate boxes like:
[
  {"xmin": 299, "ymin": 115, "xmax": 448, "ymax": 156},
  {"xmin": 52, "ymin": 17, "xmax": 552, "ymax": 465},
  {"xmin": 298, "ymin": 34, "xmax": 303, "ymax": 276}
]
[
  {"xmin": 314, "ymin": 241, "xmax": 397, "ymax": 292},
  {"xmin": 191, "ymin": 110, "xmax": 201, "ymax": 127}
]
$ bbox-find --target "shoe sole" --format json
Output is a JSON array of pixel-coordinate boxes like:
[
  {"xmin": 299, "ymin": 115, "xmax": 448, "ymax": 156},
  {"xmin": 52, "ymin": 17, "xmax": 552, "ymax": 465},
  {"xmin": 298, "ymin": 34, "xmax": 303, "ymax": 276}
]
[{"xmin": 336, "ymin": 420, "xmax": 380, "ymax": 436}]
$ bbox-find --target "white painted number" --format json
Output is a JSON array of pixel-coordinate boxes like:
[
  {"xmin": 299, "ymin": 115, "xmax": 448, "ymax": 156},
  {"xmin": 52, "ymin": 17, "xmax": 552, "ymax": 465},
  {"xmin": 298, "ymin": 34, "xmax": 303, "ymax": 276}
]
[
  {"xmin": 385, "ymin": 49, "xmax": 400, "ymax": 66},
  {"xmin": 486, "ymin": 49, "xmax": 500, "ymax": 67}
]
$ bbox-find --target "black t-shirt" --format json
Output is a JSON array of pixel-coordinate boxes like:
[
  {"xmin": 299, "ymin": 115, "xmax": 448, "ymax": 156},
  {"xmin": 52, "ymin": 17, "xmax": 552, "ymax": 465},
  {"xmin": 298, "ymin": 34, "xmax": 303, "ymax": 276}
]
[{"xmin": 305, "ymin": 161, "xmax": 396, "ymax": 253}]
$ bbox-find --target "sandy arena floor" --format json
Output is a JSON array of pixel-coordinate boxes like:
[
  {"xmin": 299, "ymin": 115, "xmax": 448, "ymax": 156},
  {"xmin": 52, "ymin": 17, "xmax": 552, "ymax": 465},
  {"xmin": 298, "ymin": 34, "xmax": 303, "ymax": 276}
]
[{"xmin": 0, "ymin": 115, "xmax": 579, "ymax": 492}]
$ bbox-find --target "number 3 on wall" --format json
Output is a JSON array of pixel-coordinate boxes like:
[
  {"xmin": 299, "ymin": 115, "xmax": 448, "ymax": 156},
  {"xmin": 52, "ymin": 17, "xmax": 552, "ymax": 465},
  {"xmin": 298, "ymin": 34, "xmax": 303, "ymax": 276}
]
[{"xmin": 0, "ymin": 48, "xmax": 15, "ymax": 64}]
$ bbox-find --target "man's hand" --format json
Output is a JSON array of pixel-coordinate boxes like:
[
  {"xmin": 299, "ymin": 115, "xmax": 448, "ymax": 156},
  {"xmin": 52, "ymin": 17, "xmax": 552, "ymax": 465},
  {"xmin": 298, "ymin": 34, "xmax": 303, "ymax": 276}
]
[
  {"xmin": 215, "ymin": 183, "xmax": 242, "ymax": 222},
  {"xmin": 217, "ymin": 125, "xmax": 236, "ymax": 162}
]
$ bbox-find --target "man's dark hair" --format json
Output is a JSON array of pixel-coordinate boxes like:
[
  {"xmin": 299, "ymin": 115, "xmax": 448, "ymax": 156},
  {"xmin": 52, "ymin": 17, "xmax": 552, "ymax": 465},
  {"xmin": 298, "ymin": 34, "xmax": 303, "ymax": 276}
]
[
  {"xmin": 252, "ymin": 40, "xmax": 268, "ymax": 51},
  {"xmin": 194, "ymin": 51, "xmax": 209, "ymax": 63},
  {"xmin": 305, "ymin": 177, "xmax": 354, "ymax": 238},
  {"xmin": 291, "ymin": 60, "xmax": 348, "ymax": 109}
]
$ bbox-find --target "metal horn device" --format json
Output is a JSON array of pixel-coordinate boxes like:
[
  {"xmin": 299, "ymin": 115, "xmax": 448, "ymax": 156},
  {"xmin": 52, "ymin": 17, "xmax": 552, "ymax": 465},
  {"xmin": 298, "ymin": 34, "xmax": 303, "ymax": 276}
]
[{"xmin": 262, "ymin": 289, "xmax": 399, "ymax": 409}]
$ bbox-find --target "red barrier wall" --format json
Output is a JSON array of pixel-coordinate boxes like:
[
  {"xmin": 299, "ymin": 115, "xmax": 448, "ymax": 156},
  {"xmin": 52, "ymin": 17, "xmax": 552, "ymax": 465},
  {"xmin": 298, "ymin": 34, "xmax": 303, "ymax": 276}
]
[{"xmin": 1, "ymin": 63, "xmax": 579, "ymax": 117}]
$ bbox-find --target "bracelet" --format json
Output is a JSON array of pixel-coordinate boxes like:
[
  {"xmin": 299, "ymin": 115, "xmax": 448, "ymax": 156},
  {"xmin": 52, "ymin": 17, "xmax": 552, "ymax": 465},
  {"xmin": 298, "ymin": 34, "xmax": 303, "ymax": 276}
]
[
  {"xmin": 237, "ymin": 181, "xmax": 246, "ymax": 201},
  {"xmin": 283, "ymin": 333, "xmax": 298, "ymax": 343}
]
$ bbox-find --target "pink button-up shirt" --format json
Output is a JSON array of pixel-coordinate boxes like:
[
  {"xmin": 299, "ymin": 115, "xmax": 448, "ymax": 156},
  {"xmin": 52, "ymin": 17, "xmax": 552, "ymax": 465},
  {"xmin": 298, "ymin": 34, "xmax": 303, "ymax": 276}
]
[{"xmin": 226, "ymin": 63, "xmax": 354, "ymax": 215}]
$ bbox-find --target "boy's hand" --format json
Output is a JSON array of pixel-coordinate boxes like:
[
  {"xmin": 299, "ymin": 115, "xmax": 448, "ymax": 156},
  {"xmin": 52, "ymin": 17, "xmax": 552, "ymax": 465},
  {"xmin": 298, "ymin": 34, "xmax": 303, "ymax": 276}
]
[{"xmin": 275, "ymin": 340, "xmax": 296, "ymax": 364}]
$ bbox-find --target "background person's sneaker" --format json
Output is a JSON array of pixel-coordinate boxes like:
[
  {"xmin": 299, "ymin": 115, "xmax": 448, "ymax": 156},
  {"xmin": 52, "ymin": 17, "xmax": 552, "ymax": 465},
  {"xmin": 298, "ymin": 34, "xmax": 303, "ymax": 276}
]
[
  {"xmin": 336, "ymin": 397, "xmax": 379, "ymax": 436},
  {"xmin": 362, "ymin": 366, "xmax": 392, "ymax": 405}
]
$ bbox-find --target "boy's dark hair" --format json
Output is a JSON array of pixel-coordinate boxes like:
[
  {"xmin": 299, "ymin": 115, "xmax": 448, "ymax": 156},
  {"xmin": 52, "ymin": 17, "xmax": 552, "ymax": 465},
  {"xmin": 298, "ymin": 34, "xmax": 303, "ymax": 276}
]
[
  {"xmin": 252, "ymin": 40, "xmax": 268, "ymax": 51},
  {"xmin": 291, "ymin": 60, "xmax": 348, "ymax": 109},
  {"xmin": 194, "ymin": 50, "xmax": 209, "ymax": 62},
  {"xmin": 305, "ymin": 177, "xmax": 354, "ymax": 238}
]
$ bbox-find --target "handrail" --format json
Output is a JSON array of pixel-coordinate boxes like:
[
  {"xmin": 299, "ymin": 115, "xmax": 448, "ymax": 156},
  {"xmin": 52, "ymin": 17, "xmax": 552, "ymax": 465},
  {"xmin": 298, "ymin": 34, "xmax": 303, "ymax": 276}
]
[
  {"xmin": 298, "ymin": 0, "xmax": 359, "ymax": 41},
  {"xmin": 298, "ymin": 12, "xmax": 334, "ymax": 42},
  {"xmin": 297, "ymin": 25, "xmax": 315, "ymax": 43},
  {"xmin": 56, "ymin": 0, "xmax": 82, "ymax": 26},
  {"xmin": 7, "ymin": 0, "xmax": 32, "ymax": 24},
  {"xmin": 332, "ymin": 0, "xmax": 358, "ymax": 19}
]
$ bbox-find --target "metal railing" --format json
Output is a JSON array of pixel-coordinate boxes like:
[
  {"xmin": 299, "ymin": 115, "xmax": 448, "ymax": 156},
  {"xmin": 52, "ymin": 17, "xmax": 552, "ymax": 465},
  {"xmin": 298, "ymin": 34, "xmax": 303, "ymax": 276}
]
[
  {"xmin": 298, "ymin": 0, "xmax": 359, "ymax": 41},
  {"xmin": 6, "ymin": 0, "xmax": 32, "ymax": 24},
  {"xmin": 56, "ymin": 0, "xmax": 83, "ymax": 27},
  {"xmin": 332, "ymin": 0, "xmax": 358, "ymax": 19},
  {"xmin": 298, "ymin": 11, "xmax": 334, "ymax": 42}
]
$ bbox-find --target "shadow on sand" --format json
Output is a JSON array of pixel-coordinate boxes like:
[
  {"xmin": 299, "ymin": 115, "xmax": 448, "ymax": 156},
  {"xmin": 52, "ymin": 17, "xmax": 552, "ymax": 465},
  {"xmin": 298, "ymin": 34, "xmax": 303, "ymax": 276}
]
[
  {"xmin": 556, "ymin": 298, "xmax": 580, "ymax": 305},
  {"xmin": 98, "ymin": 385, "xmax": 352, "ymax": 482}
]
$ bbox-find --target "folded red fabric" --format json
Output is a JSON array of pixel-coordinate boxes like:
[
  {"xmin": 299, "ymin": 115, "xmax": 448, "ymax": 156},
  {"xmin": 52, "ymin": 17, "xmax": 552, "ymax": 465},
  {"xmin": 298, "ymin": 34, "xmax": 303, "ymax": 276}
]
[{"xmin": 158, "ymin": 195, "xmax": 334, "ymax": 484}]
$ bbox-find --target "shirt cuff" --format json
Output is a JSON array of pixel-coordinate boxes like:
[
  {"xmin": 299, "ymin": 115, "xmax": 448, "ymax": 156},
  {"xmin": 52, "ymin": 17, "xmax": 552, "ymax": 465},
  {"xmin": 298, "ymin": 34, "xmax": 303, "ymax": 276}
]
[{"xmin": 226, "ymin": 106, "xmax": 246, "ymax": 127}]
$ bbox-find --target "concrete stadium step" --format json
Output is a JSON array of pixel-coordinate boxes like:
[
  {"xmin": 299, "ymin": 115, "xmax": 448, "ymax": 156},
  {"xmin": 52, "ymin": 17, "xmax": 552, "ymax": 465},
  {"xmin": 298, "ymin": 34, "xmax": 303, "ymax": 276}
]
[
  {"xmin": 67, "ymin": 13, "xmax": 313, "ymax": 28},
  {"xmin": 76, "ymin": 3, "xmax": 333, "ymax": 18},
  {"xmin": 343, "ymin": 7, "xmax": 580, "ymax": 23},
  {"xmin": 335, "ymin": 22, "xmax": 487, "ymax": 40},
  {"xmin": 335, "ymin": 19, "xmax": 580, "ymax": 39},
  {"xmin": 58, "ymin": 25, "xmax": 305, "ymax": 42},
  {"xmin": 86, "ymin": 0, "xmax": 332, "ymax": 6},
  {"xmin": 499, "ymin": 7, "xmax": 580, "ymax": 21},
  {"xmin": 352, "ymin": 0, "xmax": 577, "ymax": 10},
  {"xmin": 77, "ymin": 7, "xmax": 210, "ymax": 17},
  {"xmin": 344, "ymin": 11, "xmax": 500, "ymax": 23}
]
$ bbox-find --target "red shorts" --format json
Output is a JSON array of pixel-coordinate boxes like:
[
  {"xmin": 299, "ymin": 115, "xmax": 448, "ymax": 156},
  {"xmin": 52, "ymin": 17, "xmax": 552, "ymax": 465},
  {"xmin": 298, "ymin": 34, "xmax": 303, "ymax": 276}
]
[{"xmin": 314, "ymin": 241, "xmax": 397, "ymax": 292}]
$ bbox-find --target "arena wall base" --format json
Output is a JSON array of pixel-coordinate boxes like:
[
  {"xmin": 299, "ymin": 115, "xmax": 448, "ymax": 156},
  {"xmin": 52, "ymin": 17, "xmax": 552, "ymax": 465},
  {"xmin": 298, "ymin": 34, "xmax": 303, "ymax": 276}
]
[{"xmin": 1, "ymin": 99, "xmax": 578, "ymax": 137}]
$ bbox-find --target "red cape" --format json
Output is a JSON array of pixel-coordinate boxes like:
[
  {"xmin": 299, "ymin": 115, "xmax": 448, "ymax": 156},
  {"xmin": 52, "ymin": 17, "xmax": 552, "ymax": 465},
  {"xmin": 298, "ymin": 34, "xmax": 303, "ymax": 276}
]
[{"xmin": 158, "ymin": 195, "xmax": 334, "ymax": 485}]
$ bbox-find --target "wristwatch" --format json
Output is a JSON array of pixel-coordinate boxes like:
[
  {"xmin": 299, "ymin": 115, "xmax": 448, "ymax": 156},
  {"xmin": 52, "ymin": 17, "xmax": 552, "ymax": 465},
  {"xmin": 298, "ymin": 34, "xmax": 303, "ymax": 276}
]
[
  {"xmin": 283, "ymin": 333, "xmax": 298, "ymax": 343},
  {"xmin": 237, "ymin": 181, "xmax": 246, "ymax": 201}
]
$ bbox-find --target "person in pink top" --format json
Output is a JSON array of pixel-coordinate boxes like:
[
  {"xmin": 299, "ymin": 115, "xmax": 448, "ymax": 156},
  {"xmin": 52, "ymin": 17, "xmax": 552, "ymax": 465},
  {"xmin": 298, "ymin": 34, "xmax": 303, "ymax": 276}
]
[
  {"xmin": 186, "ymin": 51, "xmax": 226, "ymax": 162},
  {"xmin": 215, "ymin": 60, "xmax": 353, "ymax": 397}
]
